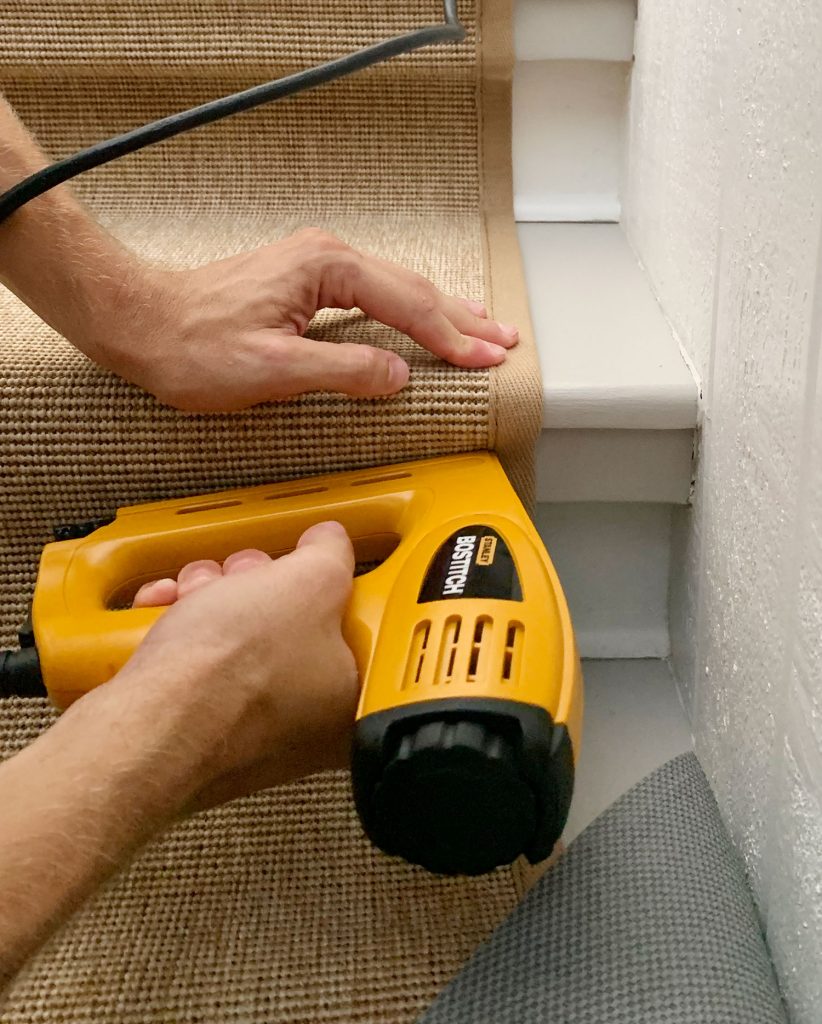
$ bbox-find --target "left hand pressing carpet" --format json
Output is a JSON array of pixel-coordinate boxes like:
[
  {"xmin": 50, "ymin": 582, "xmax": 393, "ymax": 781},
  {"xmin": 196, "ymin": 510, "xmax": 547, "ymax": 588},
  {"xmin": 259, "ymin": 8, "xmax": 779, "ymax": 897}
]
[{"xmin": 0, "ymin": 94, "xmax": 518, "ymax": 410}]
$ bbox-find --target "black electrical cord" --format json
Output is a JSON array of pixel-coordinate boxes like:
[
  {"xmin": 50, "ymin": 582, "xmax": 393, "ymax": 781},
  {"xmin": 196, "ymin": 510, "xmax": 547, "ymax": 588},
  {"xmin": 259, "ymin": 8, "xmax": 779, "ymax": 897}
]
[{"xmin": 0, "ymin": 1, "xmax": 464, "ymax": 225}]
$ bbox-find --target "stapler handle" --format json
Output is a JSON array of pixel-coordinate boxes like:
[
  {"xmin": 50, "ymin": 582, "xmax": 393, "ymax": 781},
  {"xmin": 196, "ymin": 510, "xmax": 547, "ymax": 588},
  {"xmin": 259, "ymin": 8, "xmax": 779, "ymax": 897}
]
[{"xmin": 32, "ymin": 480, "xmax": 426, "ymax": 709}]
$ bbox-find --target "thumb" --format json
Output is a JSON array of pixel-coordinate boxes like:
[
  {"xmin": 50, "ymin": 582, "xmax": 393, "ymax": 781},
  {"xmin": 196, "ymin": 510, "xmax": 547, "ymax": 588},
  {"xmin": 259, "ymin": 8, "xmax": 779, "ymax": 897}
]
[{"xmin": 296, "ymin": 520, "xmax": 357, "ymax": 588}]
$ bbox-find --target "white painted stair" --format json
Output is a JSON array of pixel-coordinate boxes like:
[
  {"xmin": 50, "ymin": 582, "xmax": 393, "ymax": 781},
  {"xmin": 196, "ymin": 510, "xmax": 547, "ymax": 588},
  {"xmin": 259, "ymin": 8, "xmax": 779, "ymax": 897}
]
[
  {"xmin": 513, "ymin": 0, "xmax": 636, "ymax": 221},
  {"xmin": 510, "ymin": 0, "xmax": 699, "ymax": 660},
  {"xmin": 521, "ymin": 224, "xmax": 697, "ymax": 659}
]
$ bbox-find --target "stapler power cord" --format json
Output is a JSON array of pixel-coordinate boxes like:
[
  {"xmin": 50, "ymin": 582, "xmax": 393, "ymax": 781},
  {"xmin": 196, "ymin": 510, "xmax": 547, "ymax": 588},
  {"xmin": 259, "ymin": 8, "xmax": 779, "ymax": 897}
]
[{"xmin": 0, "ymin": 2, "xmax": 464, "ymax": 225}]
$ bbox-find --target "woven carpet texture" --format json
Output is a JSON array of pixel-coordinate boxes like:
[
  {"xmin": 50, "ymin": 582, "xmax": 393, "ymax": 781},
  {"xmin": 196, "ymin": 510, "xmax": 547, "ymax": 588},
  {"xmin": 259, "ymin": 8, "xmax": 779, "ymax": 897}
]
[
  {"xmin": 418, "ymin": 753, "xmax": 789, "ymax": 1024},
  {"xmin": 0, "ymin": 1, "xmax": 541, "ymax": 1021}
]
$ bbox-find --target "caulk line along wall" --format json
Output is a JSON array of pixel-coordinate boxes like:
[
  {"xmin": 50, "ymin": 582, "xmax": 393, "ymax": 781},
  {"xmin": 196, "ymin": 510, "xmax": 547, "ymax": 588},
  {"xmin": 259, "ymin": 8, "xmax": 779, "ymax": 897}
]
[{"xmin": 625, "ymin": 1, "xmax": 822, "ymax": 1019}]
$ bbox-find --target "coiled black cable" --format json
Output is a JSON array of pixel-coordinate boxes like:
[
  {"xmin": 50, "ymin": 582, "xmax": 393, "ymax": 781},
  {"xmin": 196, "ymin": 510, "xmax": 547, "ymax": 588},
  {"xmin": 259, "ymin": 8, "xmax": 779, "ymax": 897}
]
[{"xmin": 0, "ymin": 1, "xmax": 464, "ymax": 225}]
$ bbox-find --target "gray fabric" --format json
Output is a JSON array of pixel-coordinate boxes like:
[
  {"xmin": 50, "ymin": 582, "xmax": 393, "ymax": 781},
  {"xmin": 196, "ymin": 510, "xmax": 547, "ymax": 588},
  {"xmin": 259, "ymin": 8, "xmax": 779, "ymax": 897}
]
[{"xmin": 417, "ymin": 753, "xmax": 788, "ymax": 1024}]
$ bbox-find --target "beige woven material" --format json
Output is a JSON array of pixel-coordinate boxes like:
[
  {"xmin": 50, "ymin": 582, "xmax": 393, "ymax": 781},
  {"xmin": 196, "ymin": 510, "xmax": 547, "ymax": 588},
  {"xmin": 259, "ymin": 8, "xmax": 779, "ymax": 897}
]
[{"xmin": 0, "ymin": 1, "xmax": 541, "ymax": 1019}]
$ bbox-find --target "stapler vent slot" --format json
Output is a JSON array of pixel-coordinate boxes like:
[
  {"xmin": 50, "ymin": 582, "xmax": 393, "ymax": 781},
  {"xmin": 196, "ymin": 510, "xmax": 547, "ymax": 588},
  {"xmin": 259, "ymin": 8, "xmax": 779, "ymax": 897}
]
[
  {"xmin": 176, "ymin": 499, "xmax": 241, "ymax": 515},
  {"xmin": 265, "ymin": 485, "xmax": 327, "ymax": 501},
  {"xmin": 403, "ymin": 615, "xmax": 514, "ymax": 689},
  {"xmin": 466, "ymin": 616, "xmax": 492, "ymax": 682},
  {"xmin": 435, "ymin": 616, "xmax": 462, "ymax": 684},
  {"xmin": 351, "ymin": 471, "xmax": 412, "ymax": 487},
  {"xmin": 403, "ymin": 620, "xmax": 431, "ymax": 689},
  {"xmin": 502, "ymin": 622, "xmax": 523, "ymax": 682}
]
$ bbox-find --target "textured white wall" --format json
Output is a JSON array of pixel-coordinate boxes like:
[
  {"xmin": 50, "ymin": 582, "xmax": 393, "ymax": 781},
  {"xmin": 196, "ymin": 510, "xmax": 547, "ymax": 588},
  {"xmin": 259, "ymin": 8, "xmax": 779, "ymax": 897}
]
[
  {"xmin": 624, "ymin": 1, "xmax": 822, "ymax": 1020},
  {"xmin": 623, "ymin": 0, "xmax": 726, "ymax": 382}
]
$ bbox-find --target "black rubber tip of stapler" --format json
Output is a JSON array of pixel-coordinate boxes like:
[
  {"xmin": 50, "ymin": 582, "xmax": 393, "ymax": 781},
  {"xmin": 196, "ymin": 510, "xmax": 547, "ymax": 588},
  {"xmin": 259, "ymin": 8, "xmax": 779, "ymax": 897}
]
[
  {"xmin": 352, "ymin": 698, "xmax": 575, "ymax": 876},
  {"xmin": 0, "ymin": 647, "xmax": 46, "ymax": 698},
  {"xmin": 373, "ymin": 718, "xmax": 537, "ymax": 875}
]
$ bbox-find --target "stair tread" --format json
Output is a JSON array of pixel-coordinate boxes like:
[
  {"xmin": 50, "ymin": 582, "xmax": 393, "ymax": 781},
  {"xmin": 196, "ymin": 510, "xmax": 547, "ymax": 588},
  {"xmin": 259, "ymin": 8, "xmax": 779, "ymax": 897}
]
[
  {"xmin": 519, "ymin": 223, "xmax": 699, "ymax": 431},
  {"xmin": 0, "ymin": 1, "xmax": 475, "ymax": 72}
]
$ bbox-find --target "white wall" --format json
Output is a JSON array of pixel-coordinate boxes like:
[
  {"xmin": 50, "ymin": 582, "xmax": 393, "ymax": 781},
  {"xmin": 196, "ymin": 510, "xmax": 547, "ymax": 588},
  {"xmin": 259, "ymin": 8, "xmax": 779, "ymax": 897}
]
[{"xmin": 624, "ymin": 2, "xmax": 822, "ymax": 1020}]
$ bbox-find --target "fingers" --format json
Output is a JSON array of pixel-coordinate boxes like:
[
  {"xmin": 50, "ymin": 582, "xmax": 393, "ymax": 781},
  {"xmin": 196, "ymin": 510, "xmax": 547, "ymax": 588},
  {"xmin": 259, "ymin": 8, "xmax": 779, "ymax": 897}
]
[
  {"xmin": 131, "ymin": 551, "xmax": 273, "ymax": 608},
  {"xmin": 293, "ymin": 521, "xmax": 356, "ymax": 618},
  {"xmin": 263, "ymin": 335, "xmax": 410, "ymax": 398},
  {"xmin": 456, "ymin": 297, "xmax": 488, "ymax": 318},
  {"xmin": 415, "ymin": 315, "xmax": 509, "ymax": 368},
  {"xmin": 441, "ymin": 295, "xmax": 519, "ymax": 350},
  {"xmin": 222, "ymin": 549, "xmax": 273, "ymax": 575},
  {"xmin": 297, "ymin": 520, "xmax": 356, "ymax": 576},
  {"xmin": 321, "ymin": 250, "xmax": 518, "ymax": 368},
  {"xmin": 175, "ymin": 559, "xmax": 223, "ymax": 599},
  {"xmin": 133, "ymin": 578, "xmax": 178, "ymax": 608},
  {"xmin": 267, "ymin": 324, "xmax": 497, "ymax": 396},
  {"xmin": 130, "ymin": 537, "xmax": 345, "ymax": 611}
]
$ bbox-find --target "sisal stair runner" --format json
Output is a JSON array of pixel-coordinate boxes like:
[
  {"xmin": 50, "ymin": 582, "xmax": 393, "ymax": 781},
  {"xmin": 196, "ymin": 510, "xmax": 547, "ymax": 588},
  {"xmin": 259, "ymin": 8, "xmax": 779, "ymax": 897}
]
[{"xmin": 0, "ymin": 2, "xmax": 542, "ymax": 1019}]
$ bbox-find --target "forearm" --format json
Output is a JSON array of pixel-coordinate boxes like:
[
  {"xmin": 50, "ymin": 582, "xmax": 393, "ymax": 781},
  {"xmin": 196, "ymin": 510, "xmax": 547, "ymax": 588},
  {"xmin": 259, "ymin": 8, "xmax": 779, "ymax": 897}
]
[
  {"xmin": 0, "ymin": 93, "xmax": 144, "ymax": 365},
  {"xmin": 0, "ymin": 675, "xmax": 213, "ymax": 988},
  {"xmin": 0, "ymin": 525, "xmax": 359, "ymax": 988}
]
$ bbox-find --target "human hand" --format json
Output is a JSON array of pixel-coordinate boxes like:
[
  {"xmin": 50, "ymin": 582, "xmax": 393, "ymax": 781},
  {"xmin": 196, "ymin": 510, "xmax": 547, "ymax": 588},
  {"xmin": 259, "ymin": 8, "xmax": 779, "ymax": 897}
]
[
  {"xmin": 110, "ymin": 521, "xmax": 360, "ymax": 811},
  {"xmin": 81, "ymin": 228, "xmax": 519, "ymax": 411},
  {"xmin": 0, "ymin": 522, "xmax": 359, "ymax": 978}
]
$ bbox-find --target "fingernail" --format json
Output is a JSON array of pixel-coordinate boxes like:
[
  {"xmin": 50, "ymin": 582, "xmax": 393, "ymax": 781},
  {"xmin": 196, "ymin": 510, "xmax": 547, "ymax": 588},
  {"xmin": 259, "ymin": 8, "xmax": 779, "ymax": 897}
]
[
  {"xmin": 473, "ymin": 339, "xmax": 506, "ymax": 364},
  {"xmin": 188, "ymin": 570, "xmax": 217, "ymax": 586},
  {"xmin": 498, "ymin": 322, "xmax": 519, "ymax": 340},
  {"xmin": 467, "ymin": 299, "xmax": 488, "ymax": 317},
  {"xmin": 307, "ymin": 520, "xmax": 350, "ymax": 544},
  {"xmin": 318, "ymin": 520, "xmax": 347, "ymax": 536},
  {"xmin": 387, "ymin": 354, "xmax": 410, "ymax": 391},
  {"xmin": 297, "ymin": 520, "xmax": 349, "ymax": 548}
]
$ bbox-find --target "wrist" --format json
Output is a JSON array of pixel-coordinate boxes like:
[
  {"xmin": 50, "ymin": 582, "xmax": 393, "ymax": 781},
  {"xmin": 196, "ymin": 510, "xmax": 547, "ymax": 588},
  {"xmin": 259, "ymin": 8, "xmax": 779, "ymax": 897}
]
[
  {"xmin": 103, "ymin": 630, "xmax": 309, "ymax": 812},
  {"xmin": 0, "ymin": 188, "xmax": 168, "ymax": 382},
  {"xmin": 60, "ymin": 250, "xmax": 167, "ymax": 374},
  {"xmin": 72, "ymin": 666, "xmax": 219, "ymax": 824}
]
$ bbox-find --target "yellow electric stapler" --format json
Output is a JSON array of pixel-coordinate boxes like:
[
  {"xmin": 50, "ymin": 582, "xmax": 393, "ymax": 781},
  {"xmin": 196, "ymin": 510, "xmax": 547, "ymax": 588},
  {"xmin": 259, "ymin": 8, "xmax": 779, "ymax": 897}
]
[{"xmin": 1, "ymin": 452, "xmax": 583, "ymax": 875}]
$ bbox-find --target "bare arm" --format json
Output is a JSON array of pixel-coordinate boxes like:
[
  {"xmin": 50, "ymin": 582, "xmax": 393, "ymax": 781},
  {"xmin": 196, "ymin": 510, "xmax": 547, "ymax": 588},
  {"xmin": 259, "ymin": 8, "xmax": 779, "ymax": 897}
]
[
  {"xmin": 0, "ymin": 677, "xmax": 209, "ymax": 985},
  {"xmin": 0, "ymin": 95, "xmax": 518, "ymax": 408},
  {"xmin": 0, "ymin": 524, "xmax": 359, "ymax": 987},
  {"xmin": 0, "ymin": 97, "xmax": 142, "ymax": 368}
]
